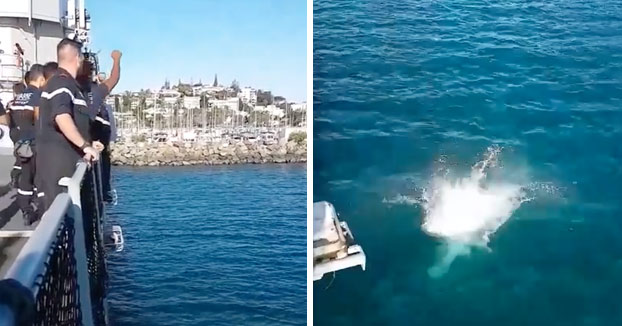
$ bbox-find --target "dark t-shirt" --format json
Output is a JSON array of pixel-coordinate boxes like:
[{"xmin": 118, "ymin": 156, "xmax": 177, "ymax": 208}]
[
  {"xmin": 86, "ymin": 83, "xmax": 111, "ymax": 141},
  {"xmin": 89, "ymin": 83, "xmax": 109, "ymax": 113},
  {"xmin": 0, "ymin": 101, "xmax": 5, "ymax": 116},
  {"xmin": 37, "ymin": 68, "xmax": 92, "ymax": 159},
  {"xmin": 8, "ymin": 85, "xmax": 41, "ymax": 140}
]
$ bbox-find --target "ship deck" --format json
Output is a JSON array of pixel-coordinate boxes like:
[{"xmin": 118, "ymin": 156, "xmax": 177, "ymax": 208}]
[{"xmin": 0, "ymin": 148, "xmax": 38, "ymax": 277}]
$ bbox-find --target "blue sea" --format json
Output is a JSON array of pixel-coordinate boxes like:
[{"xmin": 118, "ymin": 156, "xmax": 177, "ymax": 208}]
[
  {"xmin": 314, "ymin": 0, "xmax": 622, "ymax": 325},
  {"xmin": 104, "ymin": 164, "xmax": 306, "ymax": 326}
]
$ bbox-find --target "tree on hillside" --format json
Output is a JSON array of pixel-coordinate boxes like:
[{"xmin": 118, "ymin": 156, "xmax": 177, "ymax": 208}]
[
  {"xmin": 241, "ymin": 102, "xmax": 253, "ymax": 113},
  {"xmin": 256, "ymin": 90, "xmax": 273, "ymax": 106},
  {"xmin": 214, "ymin": 89, "xmax": 227, "ymax": 100},
  {"xmin": 230, "ymin": 79, "xmax": 240, "ymax": 93},
  {"xmin": 178, "ymin": 84, "xmax": 193, "ymax": 96},
  {"xmin": 122, "ymin": 91, "xmax": 131, "ymax": 112},
  {"xmin": 200, "ymin": 94, "xmax": 209, "ymax": 108}
]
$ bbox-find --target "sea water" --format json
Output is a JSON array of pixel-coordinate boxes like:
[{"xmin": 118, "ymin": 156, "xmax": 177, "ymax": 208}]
[
  {"xmin": 106, "ymin": 165, "xmax": 306, "ymax": 326},
  {"xmin": 314, "ymin": 0, "xmax": 622, "ymax": 325}
]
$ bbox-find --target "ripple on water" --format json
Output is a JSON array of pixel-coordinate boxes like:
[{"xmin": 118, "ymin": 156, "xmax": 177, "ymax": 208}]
[
  {"xmin": 314, "ymin": 0, "xmax": 622, "ymax": 325},
  {"xmin": 107, "ymin": 165, "xmax": 306, "ymax": 326}
]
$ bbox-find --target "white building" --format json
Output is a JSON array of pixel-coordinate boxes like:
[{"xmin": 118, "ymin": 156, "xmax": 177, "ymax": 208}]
[
  {"xmin": 239, "ymin": 87, "xmax": 257, "ymax": 105},
  {"xmin": 192, "ymin": 85, "xmax": 204, "ymax": 95},
  {"xmin": 254, "ymin": 105, "xmax": 284, "ymax": 118},
  {"xmin": 145, "ymin": 97, "xmax": 157, "ymax": 107},
  {"xmin": 183, "ymin": 96, "xmax": 200, "ymax": 109},
  {"xmin": 163, "ymin": 97, "xmax": 178, "ymax": 105},
  {"xmin": 210, "ymin": 98, "xmax": 240, "ymax": 112},
  {"xmin": 159, "ymin": 88, "xmax": 180, "ymax": 98},
  {"xmin": 192, "ymin": 85, "xmax": 225, "ymax": 95},
  {"xmin": 130, "ymin": 98, "xmax": 140, "ymax": 110},
  {"xmin": 0, "ymin": 0, "xmax": 91, "ymax": 104},
  {"xmin": 105, "ymin": 96, "xmax": 116, "ymax": 107},
  {"xmin": 291, "ymin": 102, "xmax": 307, "ymax": 111}
]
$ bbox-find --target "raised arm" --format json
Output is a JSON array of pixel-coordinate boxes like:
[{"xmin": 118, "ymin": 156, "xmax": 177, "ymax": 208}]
[{"xmin": 102, "ymin": 50, "xmax": 122, "ymax": 94}]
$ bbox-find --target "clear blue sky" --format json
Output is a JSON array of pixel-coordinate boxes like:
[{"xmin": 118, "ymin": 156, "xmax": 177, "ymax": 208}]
[{"xmin": 88, "ymin": 0, "xmax": 307, "ymax": 101}]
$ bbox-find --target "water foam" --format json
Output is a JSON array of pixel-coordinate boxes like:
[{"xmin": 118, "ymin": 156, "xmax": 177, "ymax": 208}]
[{"xmin": 419, "ymin": 146, "xmax": 529, "ymax": 277}]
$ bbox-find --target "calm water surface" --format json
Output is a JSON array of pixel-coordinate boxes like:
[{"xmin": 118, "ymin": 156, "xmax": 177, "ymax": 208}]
[{"xmin": 106, "ymin": 164, "xmax": 306, "ymax": 326}]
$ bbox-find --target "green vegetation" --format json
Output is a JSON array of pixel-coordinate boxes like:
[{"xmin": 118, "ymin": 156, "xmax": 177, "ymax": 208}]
[
  {"xmin": 131, "ymin": 133, "xmax": 147, "ymax": 142},
  {"xmin": 288, "ymin": 132, "xmax": 306, "ymax": 145}
]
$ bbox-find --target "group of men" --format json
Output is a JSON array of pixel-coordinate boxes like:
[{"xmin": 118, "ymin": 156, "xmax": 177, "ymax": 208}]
[{"xmin": 0, "ymin": 38, "xmax": 121, "ymax": 225}]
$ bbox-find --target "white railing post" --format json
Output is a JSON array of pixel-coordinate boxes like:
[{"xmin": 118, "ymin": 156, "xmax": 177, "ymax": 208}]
[{"xmin": 59, "ymin": 162, "xmax": 94, "ymax": 326}]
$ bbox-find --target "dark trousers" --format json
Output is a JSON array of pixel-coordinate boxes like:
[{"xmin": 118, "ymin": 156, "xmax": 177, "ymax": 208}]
[
  {"xmin": 17, "ymin": 154, "xmax": 35, "ymax": 214},
  {"xmin": 9, "ymin": 129, "xmax": 20, "ymax": 184},
  {"xmin": 36, "ymin": 147, "xmax": 79, "ymax": 211},
  {"xmin": 94, "ymin": 125, "xmax": 112, "ymax": 196},
  {"xmin": 102, "ymin": 147, "xmax": 111, "ymax": 195}
]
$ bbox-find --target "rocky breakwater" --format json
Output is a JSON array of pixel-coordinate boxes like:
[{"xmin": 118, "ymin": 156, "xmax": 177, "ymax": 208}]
[{"xmin": 110, "ymin": 140, "xmax": 307, "ymax": 166}]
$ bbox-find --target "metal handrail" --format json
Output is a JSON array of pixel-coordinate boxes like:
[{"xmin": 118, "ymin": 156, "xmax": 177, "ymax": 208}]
[
  {"xmin": 3, "ymin": 194, "xmax": 71, "ymax": 292},
  {"xmin": 59, "ymin": 161, "xmax": 94, "ymax": 326},
  {"xmin": 0, "ymin": 53, "xmax": 23, "ymax": 82},
  {"xmin": 0, "ymin": 161, "xmax": 95, "ymax": 326}
]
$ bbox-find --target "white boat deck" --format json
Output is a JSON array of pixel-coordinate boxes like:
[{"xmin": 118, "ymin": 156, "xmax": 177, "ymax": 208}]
[
  {"xmin": 313, "ymin": 201, "xmax": 366, "ymax": 281},
  {"xmin": 0, "ymin": 145, "xmax": 38, "ymax": 278}
]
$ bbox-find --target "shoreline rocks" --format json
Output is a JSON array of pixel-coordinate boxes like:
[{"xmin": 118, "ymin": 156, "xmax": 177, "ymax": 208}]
[{"xmin": 110, "ymin": 140, "xmax": 307, "ymax": 166}]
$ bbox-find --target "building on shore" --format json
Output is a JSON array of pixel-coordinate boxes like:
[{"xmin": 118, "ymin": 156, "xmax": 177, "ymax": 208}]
[
  {"xmin": 160, "ymin": 88, "xmax": 180, "ymax": 98},
  {"xmin": 239, "ymin": 87, "xmax": 257, "ymax": 105},
  {"xmin": 291, "ymin": 102, "xmax": 307, "ymax": 111},
  {"xmin": 254, "ymin": 105, "xmax": 285, "ymax": 118},
  {"xmin": 145, "ymin": 96, "xmax": 156, "ymax": 107},
  {"xmin": 105, "ymin": 96, "xmax": 116, "ymax": 107},
  {"xmin": 210, "ymin": 97, "xmax": 240, "ymax": 112},
  {"xmin": 183, "ymin": 96, "xmax": 200, "ymax": 109}
]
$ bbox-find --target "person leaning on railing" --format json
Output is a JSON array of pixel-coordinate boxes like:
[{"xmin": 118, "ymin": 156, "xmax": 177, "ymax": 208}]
[
  {"xmin": 35, "ymin": 38, "xmax": 100, "ymax": 211},
  {"xmin": 78, "ymin": 50, "xmax": 121, "ymax": 202}
]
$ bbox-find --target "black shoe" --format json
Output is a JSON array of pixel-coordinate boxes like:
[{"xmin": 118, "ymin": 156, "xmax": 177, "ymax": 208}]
[{"xmin": 23, "ymin": 210, "xmax": 39, "ymax": 226}]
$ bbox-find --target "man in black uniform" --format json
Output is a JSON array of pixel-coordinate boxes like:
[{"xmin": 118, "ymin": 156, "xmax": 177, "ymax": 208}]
[
  {"xmin": 77, "ymin": 50, "xmax": 121, "ymax": 202},
  {"xmin": 36, "ymin": 39, "xmax": 99, "ymax": 211},
  {"xmin": 43, "ymin": 62, "xmax": 59, "ymax": 85},
  {"xmin": 8, "ymin": 64, "xmax": 44, "ymax": 224},
  {"xmin": 7, "ymin": 82, "xmax": 26, "ymax": 188},
  {"xmin": 0, "ymin": 100, "xmax": 7, "ymax": 125}
]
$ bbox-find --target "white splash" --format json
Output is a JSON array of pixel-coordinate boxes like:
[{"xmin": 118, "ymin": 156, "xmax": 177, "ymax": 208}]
[{"xmin": 419, "ymin": 146, "xmax": 529, "ymax": 277}]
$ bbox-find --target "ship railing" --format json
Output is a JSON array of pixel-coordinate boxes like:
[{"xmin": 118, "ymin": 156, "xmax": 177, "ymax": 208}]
[
  {"xmin": 0, "ymin": 160, "xmax": 109, "ymax": 326},
  {"xmin": 0, "ymin": 53, "xmax": 24, "ymax": 83}
]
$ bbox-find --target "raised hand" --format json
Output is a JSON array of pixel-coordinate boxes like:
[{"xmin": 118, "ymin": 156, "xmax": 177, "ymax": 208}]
[{"xmin": 111, "ymin": 50, "xmax": 122, "ymax": 60}]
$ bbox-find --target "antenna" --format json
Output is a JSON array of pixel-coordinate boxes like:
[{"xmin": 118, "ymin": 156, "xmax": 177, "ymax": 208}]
[
  {"xmin": 66, "ymin": 0, "xmax": 91, "ymax": 45},
  {"xmin": 67, "ymin": 0, "xmax": 76, "ymax": 28},
  {"xmin": 78, "ymin": 0, "xmax": 86, "ymax": 29}
]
